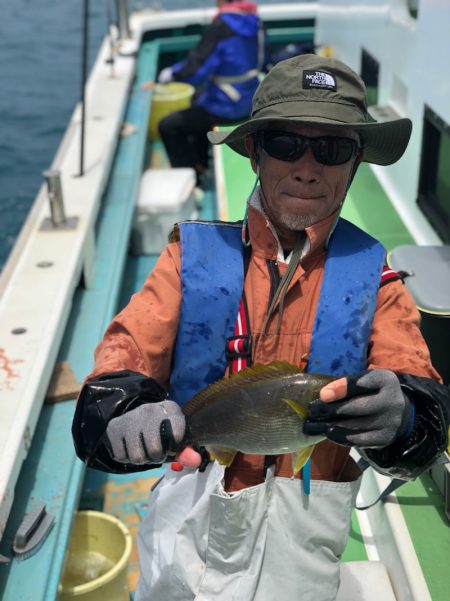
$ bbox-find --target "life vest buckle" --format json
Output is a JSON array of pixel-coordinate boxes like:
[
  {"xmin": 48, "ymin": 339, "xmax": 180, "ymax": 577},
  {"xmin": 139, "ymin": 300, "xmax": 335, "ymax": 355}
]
[{"xmin": 225, "ymin": 334, "xmax": 252, "ymax": 360}]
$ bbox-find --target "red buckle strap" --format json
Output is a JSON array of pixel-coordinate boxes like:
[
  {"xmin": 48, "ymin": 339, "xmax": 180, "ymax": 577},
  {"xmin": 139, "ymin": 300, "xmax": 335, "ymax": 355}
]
[
  {"xmin": 380, "ymin": 264, "xmax": 401, "ymax": 287},
  {"xmin": 227, "ymin": 297, "xmax": 252, "ymax": 373},
  {"xmin": 226, "ymin": 334, "xmax": 252, "ymax": 359}
]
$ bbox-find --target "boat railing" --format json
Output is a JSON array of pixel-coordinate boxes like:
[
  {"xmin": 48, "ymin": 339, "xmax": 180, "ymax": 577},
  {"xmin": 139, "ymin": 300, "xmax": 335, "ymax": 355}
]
[{"xmin": 0, "ymin": 31, "xmax": 138, "ymax": 542}]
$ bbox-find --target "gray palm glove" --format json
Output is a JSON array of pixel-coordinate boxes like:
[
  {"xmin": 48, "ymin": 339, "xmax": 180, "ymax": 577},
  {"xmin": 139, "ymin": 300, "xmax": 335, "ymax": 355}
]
[
  {"xmin": 105, "ymin": 400, "xmax": 186, "ymax": 464},
  {"xmin": 303, "ymin": 369, "xmax": 414, "ymax": 448}
]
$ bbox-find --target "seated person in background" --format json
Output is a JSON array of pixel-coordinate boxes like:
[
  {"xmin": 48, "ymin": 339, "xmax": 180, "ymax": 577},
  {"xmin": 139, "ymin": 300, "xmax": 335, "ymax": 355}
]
[{"xmin": 157, "ymin": 0, "xmax": 268, "ymax": 186}]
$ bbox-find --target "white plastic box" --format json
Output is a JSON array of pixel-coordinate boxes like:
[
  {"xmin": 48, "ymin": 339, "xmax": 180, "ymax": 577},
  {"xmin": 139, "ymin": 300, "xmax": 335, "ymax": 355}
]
[{"xmin": 131, "ymin": 167, "xmax": 197, "ymax": 255}]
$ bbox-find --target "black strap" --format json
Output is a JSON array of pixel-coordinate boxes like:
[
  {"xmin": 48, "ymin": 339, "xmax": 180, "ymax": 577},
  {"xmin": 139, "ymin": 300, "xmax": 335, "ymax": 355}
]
[
  {"xmin": 243, "ymin": 242, "xmax": 252, "ymax": 276},
  {"xmin": 196, "ymin": 446, "xmax": 212, "ymax": 473},
  {"xmin": 356, "ymin": 457, "xmax": 407, "ymax": 510},
  {"xmin": 263, "ymin": 455, "xmax": 277, "ymax": 479}
]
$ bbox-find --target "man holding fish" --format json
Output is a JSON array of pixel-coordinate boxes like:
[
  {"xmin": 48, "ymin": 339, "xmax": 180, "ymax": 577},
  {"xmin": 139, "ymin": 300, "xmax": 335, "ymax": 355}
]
[{"xmin": 73, "ymin": 54, "xmax": 450, "ymax": 600}]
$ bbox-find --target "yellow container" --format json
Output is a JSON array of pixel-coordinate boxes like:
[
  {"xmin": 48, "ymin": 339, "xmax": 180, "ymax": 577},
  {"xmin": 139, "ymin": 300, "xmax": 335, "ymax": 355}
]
[
  {"xmin": 58, "ymin": 511, "xmax": 132, "ymax": 601},
  {"xmin": 149, "ymin": 82, "xmax": 195, "ymax": 140}
]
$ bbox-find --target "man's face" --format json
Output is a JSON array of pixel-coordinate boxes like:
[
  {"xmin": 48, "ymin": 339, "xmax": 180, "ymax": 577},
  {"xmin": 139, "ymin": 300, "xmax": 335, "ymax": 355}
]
[{"xmin": 245, "ymin": 124, "xmax": 361, "ymax": 235}]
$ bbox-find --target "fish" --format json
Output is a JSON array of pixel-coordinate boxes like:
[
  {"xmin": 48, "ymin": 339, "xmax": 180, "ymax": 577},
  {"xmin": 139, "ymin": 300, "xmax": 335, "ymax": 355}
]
[{"xmin": 182, "ymin": 361, "xmax": 336, "ymax": 473}]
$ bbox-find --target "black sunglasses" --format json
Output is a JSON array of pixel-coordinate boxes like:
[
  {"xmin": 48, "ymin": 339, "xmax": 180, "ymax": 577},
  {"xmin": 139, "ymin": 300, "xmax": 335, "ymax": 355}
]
[{"xmin": 258, "ymin": 131, "xmax": 359, "ymax": 166}]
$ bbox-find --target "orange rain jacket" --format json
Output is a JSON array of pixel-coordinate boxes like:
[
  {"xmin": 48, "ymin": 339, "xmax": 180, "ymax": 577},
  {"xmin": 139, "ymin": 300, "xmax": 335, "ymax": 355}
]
[{"xmin": 87, "ymin": 203, "xmax": 441, "ymax": 490}]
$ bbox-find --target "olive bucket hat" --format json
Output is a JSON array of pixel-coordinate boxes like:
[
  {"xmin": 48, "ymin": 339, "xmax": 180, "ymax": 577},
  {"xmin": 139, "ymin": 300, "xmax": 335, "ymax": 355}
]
[{"xmin": 207, "ymin": 54, "xmax": 412, "ymax": 165}]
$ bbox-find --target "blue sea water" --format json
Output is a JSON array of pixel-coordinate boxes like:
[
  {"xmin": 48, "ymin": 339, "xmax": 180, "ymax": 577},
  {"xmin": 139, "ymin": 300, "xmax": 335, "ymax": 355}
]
[{"xmin": 0, "ymin": 0, "xmax": 109, "ymax": 269}]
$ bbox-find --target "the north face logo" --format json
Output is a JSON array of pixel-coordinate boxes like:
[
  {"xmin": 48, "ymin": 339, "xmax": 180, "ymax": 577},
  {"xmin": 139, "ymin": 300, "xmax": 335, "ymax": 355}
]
[{"xmin": 303, "ymin": 70, "xmax": 337, "ymax": 91}]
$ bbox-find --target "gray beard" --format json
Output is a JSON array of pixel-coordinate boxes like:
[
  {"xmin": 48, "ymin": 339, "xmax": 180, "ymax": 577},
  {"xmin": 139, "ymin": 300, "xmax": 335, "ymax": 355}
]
[{"xmin": 277, "ymin": 212, "xmax": 318, "ymax": 231}]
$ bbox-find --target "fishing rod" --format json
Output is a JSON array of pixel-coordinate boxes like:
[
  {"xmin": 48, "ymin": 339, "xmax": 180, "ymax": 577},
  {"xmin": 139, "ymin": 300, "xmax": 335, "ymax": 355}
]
[{"xmin": 79, "ymin": 0, "xmax": 89, "ymax": 177}]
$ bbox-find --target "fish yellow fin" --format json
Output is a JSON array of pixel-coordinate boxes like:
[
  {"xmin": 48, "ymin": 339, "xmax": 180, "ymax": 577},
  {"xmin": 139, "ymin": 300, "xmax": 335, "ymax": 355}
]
[
  {"xmin": 209, "ymin": 447, "xmax": 237, "ymax": 467},
  {"xmin": 292, "ymin": 445, "xmax": 315, "ymax": 474},
  {"xmin": 282, "ymin": 398, "xmax": 309, "ymax": 418}
]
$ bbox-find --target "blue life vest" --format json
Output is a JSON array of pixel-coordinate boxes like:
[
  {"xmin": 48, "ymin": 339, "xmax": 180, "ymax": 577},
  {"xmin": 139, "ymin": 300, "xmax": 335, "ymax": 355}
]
[{"xmin": 169, "ymin": 219, "xmax": 385, "ymax": 405}]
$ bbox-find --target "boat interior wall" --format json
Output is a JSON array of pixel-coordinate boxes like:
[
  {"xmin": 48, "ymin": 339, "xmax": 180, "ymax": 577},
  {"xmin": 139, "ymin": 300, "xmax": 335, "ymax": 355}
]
[
  {"xmin": 315, "ymin": 0, "xmax": 450, "ymax": 245},
  {"xmin": 130, "ymin": 2, "xmax": 319, "ymax": 37},
  {"xmin": 417, "ymin": 106, "xmax": 450, "ymax": 244},
  {"xmin": 132, "ymin": 6, "xmax": 214, "ymax": 32}
]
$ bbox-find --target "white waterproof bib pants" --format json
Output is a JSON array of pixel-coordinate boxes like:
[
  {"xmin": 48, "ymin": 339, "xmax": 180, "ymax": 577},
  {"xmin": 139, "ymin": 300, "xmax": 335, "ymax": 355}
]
[{"xmin": 136, "ymin": 462, "xmax": 361, "ymax": 601}]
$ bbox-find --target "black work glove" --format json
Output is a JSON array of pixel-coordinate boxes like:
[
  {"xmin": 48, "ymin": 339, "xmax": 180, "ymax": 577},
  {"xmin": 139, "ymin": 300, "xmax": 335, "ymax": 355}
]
[
  {"xmin": 105, "ymin": 400, "xmax": 186, "ymax": 464},
  {"xmin": 303, "ymin": 369, "xmax": 414, "ymax": 448}
]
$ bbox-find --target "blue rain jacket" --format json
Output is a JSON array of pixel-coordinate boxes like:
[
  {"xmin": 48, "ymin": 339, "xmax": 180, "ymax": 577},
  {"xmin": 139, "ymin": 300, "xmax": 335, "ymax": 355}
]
[{"xmin": 171, "ymin": 4, "xmax": 267, "ymax": 120}]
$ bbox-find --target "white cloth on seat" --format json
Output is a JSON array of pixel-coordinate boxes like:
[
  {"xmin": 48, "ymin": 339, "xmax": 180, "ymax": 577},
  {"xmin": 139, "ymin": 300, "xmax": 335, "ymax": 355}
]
[{"xmin": 337, "ymin": 561, "xmax": 397, "ymax": 601}]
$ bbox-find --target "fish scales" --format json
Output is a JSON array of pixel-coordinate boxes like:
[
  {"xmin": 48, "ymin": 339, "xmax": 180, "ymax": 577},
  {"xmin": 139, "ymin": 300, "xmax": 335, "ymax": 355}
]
[{"xmin": 182, "ymin": 361, "xmax": 335, "ymax": 456}]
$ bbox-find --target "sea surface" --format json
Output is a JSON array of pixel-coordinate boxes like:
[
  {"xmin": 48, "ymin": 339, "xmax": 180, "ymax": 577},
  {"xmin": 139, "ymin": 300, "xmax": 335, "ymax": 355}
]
[
  {"xmin": 0, "ymin": 0, "xmax": 223, "ymax": 269},
  {"xmin": 0, "ymin": 0, "xmax": 109, "ymax": 269},
  {"xmin": 0, "ymin": 0, "xmax": 301, "ymax": 271}
]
